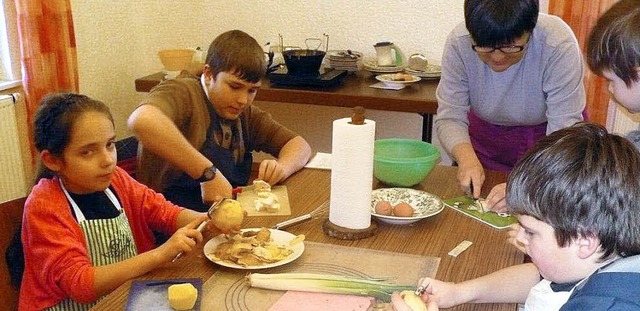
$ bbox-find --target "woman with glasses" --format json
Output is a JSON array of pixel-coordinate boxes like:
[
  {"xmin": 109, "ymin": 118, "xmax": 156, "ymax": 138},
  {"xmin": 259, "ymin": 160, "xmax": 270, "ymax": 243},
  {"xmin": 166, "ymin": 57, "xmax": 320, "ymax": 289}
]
[{"xmin": 434, "ymin": 0, "xmax": 585, "ymax": 207}]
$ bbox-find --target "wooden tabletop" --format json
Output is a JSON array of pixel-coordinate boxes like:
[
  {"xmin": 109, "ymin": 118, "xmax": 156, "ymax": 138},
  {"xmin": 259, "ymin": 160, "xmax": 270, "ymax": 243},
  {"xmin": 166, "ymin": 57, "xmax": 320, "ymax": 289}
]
[
  {"xmin": 135, "ymin": 71, "xmax": 439, "ymax": 141},
  {"xmin": 91, "ymin": 165, "xmax": 522, "ymax": 311}
]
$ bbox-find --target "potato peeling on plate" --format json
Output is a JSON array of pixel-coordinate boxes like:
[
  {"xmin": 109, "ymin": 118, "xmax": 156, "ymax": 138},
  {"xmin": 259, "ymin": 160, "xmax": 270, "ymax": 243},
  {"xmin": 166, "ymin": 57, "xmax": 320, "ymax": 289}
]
[{"xmin": 209, "ymin": 228, "xmax": 304, "ymax": 267}]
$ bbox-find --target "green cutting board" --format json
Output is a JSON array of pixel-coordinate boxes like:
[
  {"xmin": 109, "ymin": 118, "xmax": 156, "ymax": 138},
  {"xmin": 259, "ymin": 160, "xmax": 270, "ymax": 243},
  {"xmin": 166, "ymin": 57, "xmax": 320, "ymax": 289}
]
[{"xmin": 444, "ymin": 196, "xmax": 518, "ymax": 230}]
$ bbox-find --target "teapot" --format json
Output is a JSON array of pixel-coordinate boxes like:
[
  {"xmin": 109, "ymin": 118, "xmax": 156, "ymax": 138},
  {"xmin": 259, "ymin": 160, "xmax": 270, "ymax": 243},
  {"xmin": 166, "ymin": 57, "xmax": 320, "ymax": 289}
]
[{"xmin": 374, "ymin": 42, "xmax": 404, "ymax": 66}]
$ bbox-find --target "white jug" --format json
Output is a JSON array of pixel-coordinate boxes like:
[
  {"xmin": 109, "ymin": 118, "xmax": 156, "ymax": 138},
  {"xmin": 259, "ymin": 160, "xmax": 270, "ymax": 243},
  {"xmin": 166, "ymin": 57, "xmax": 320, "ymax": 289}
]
[{"xmin": 374, "ymin": 42, "xmax": 404, "ymax": 66}]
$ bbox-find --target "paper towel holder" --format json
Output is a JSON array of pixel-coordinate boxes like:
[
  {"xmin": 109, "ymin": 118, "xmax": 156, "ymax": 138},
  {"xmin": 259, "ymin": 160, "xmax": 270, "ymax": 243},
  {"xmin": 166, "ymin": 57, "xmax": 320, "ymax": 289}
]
[
  {"xmin": 322, "ymin": 218, "xmax": 377, "ymax": 240},
  {"xmin": 350, "ymin": 106, "xmax": 365, "ymax": 125},
  {"xmin": 322, "ymin": 106, "xmax": 377, "ymax": 240}
]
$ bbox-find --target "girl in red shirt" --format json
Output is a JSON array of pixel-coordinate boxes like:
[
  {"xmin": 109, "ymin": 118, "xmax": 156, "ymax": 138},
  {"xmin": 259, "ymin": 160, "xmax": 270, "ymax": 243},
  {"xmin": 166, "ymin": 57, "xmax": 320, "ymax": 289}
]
[{"xmin": 18, "ymin": 93, "xmax": 219, "ymax": 310}]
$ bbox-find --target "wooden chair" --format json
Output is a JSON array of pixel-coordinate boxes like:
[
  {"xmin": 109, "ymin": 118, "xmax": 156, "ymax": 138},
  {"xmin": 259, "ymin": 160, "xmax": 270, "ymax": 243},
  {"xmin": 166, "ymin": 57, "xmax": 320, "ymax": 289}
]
[{"xmin": 0, "ymin": 197, "xmax": 25, "ymax": 311}]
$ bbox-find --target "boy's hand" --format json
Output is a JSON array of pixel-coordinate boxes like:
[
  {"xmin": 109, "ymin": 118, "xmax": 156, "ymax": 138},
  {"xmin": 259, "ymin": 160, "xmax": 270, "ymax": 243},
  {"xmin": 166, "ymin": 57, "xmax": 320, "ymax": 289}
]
[
  {"xmin": 200, "ymin": 174, "xmax": 233, "ymax": 204},
  {"xmin": 159, "ymin": 215, "xmax": 207, "ymax": 262},
  {"xmin": 486, "ymin": 183, "xmax": 508, "ymax": 213},
  {"xmin": 258, "ymin": 159, "xmax": 286, "ymax": 185},
  {"xmin": 507, "ymin": 224, "xmax": 527, "ymax": 253}
]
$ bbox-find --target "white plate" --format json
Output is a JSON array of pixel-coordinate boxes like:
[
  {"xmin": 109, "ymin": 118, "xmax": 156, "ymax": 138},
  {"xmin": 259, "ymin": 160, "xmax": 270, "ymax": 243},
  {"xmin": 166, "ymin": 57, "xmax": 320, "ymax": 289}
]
[
  {"xmin": 203, "ymin": 228, "xmax": 305, "ymax": 269},
  {"xmin": 363, "ymin": 58, "xmax": 404, "ymax": 73},
  {"xmin": 371, "ymin": 188, "xmax": 444, "ymax": 225},
  {"xmin": 327, "ymin": 50, "xmax": 363, "ymax": 59},
  {"xmin": 375, "ymin": 73, "xmax": 421, "ymax": 87},
  {"xmin": 405, "ymin": 64, "xmax": 442, "ymax": 79}
]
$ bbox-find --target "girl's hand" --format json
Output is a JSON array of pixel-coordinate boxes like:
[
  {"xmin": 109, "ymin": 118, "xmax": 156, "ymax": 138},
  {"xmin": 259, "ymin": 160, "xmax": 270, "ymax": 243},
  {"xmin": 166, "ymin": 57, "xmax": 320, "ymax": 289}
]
[{"xmin": 158, "ymin": 215, "xmax": 207, "ymax": 262}]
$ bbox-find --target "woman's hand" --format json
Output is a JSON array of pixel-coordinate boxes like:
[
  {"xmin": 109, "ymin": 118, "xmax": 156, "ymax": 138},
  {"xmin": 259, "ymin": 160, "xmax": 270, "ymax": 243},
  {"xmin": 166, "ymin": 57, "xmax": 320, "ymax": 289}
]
[
  {"xmin": 452, "ymin": 143, "xmax": 485, "ymax": 198},
  {"xmin": 457, "ymin": 160, "xmax": 485, "ymax": 198}
]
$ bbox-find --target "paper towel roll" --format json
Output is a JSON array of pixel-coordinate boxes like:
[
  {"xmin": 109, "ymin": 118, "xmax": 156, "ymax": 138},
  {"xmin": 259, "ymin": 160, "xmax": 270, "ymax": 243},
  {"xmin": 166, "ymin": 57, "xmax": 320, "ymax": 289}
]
[{"xmin": 329, "ymin": 117, "xmax": 376, "ymax": 229}]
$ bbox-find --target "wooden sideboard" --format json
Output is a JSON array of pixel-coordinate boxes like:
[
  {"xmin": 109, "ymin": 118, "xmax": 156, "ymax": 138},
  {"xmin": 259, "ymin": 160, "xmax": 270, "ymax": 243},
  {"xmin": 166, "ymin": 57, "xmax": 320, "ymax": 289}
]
[{"xmin": 135, "ymin": 71, "xmax": 440, "ymax": 141}]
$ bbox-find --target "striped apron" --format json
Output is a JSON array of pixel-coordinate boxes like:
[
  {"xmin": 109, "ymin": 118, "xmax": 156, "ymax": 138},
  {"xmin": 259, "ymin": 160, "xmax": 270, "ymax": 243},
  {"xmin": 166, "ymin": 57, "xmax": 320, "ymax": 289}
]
[{"xmin": 46, "ymin": 181, "xmax": 138, "ymax": 311}]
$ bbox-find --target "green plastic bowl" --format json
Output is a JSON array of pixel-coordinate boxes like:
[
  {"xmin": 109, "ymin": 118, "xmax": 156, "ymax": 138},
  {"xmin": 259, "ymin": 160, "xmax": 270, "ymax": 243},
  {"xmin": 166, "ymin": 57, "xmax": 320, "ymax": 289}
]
[{"xmin": 374, "ymin": 138, "xmax": 440, "ymax": 187}]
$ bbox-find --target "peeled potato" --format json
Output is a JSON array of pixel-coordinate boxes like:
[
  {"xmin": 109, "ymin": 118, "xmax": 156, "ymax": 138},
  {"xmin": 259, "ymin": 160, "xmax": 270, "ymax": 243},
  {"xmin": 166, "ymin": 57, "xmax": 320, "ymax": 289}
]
[
  {"xmin": 168, "ymin": 283, "xmax": 198, "ymax": 310},
  {"xmin": 210, "ymin": 199, "xmax": 246, "ymax": 232},
  {"xmin": 375, "ymin": 201, "xmax": 393, "ymax": 215},
  {"xmin": 400, "ymin": 291, "xmax": 428, "ymax": 311},
  {"xmin": 393, "ymin": 203, "xmax": 414, "ymax": 217}
]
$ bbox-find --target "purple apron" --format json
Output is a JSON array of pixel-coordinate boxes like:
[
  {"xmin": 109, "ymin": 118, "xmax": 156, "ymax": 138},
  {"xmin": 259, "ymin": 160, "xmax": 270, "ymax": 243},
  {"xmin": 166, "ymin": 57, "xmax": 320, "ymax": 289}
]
[
  {"xmin": 468, "ymin": 111, "xmax": 546, "ymax": 172},
  {"xmin": 468, "ymin": 110, "xmax": 589, "ymax": 172}
]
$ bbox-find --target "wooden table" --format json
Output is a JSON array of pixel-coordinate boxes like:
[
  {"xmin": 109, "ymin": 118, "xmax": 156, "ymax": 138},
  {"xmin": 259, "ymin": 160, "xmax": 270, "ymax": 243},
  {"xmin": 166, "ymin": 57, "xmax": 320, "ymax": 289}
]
[
  {"xmin": 135, "ymin": 71, "xmax": 439, "ymax": 142},
  {"xmin": 92, "ymin": 165, "xmax": 522, "ymax": 311}
]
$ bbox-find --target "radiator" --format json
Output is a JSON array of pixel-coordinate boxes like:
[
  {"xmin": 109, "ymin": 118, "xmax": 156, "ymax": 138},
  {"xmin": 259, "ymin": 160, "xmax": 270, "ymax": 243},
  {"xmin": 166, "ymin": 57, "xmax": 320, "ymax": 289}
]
[{"xmin": 0, "ymin": 93, "xmax": 27, "ymax": 203}]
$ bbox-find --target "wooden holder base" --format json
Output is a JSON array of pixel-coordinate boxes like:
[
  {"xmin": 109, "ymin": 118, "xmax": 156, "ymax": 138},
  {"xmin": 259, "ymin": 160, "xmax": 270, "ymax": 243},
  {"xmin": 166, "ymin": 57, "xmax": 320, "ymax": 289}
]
[{"xmin": 322, "ymin": 219, "xmax": 377, "ymax": 240}]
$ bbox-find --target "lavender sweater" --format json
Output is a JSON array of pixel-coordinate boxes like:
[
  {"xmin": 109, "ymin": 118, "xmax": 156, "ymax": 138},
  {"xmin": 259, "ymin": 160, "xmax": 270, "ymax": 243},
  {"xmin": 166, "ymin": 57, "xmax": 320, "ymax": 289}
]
[{"xmin": 434, "ymin": 13, "xmax": 586, "ymax": 154}]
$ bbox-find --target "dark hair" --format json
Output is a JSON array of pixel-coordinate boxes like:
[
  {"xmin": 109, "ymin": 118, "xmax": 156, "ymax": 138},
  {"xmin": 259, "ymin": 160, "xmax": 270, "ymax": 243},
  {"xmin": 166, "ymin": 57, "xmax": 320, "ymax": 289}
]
[
  {"xmin": 586, "ymin": 0, "xmax": 640, "ymax": 87},
  {"xmin": 507, "ymin": 122, "xmax": 640, "ymax": 260},
  {"xmin": 205, "ymin": 30, "xmax": 266, "ymax": 83},
  {"xmin": 33, "ymin": 93, "xmax": 114, "ymax": 181},
  {"xmin": 464, "ymin": 0, "xmax": 538, "ymax": 47}
]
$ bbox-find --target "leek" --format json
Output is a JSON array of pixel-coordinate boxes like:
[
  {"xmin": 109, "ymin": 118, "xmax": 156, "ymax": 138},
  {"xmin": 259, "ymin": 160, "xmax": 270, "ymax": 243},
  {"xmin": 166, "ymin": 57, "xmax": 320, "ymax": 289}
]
[{"xmin": 246, "ymin": 273, "xmax": 414, "ymax": 301}]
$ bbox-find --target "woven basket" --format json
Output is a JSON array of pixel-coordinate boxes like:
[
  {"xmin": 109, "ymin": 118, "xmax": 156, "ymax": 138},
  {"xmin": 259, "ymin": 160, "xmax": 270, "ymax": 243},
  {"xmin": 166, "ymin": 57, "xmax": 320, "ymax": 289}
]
[{"xmin": 158, "ymin": 49, "xmax": 195, "ymax": 71}]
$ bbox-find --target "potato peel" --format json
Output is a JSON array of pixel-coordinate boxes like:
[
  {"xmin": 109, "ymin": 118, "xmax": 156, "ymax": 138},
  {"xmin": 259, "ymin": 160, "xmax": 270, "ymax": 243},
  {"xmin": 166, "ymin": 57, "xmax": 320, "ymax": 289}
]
[{"xmin": 210, "ymin": 228, "xmax": 302, "ymax": 267}]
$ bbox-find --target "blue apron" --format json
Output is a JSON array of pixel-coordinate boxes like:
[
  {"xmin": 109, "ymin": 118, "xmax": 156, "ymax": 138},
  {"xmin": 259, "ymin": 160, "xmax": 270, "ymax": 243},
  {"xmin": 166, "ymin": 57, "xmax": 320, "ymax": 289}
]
[{"xmin": 163, "ymin": 102, "xmax": 252, "ymax": 212}]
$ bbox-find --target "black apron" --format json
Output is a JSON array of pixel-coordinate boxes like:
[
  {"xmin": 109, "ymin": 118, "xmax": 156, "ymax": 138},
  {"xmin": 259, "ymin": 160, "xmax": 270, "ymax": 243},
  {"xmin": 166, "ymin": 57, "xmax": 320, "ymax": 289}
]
[{"xmin": 163, "ymin": 102, "xmax": 253, "ymax": 212}]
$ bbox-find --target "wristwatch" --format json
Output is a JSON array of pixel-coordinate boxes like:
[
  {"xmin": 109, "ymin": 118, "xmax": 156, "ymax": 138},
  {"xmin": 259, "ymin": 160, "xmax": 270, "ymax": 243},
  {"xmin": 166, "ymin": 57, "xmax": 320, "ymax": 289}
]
[{"xmin": 196, "ymin": 165, "xmax": 217, "ymax": 183}]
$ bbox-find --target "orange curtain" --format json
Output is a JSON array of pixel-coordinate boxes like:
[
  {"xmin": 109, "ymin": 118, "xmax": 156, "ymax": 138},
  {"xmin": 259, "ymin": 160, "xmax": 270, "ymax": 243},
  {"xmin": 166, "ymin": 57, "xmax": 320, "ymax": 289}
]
[
  {"xmin": 14, "ymin": 0, "xmax": 78, "ymax": 160},
  {"xmin": 548, "ymin": 0, "xmax": 617, "ymax": 126}
]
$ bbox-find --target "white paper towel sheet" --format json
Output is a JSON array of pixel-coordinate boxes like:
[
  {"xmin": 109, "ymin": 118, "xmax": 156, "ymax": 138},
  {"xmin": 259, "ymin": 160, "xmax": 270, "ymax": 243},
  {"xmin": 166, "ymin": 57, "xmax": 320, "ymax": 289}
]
[{"xmin": 329, "ymin": 118, "xmax": 376, "ymax": 229}]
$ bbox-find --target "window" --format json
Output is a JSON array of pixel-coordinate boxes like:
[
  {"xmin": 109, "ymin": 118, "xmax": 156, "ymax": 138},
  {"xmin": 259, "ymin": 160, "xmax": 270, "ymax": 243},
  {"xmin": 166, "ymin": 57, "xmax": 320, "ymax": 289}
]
[
  {"xmin": 0, "ymin": 2, "xmax": 12, "ymax": 81},
  {"xmin": 0, "ymin": 0, "xmax": 21, "ymax": 90}
]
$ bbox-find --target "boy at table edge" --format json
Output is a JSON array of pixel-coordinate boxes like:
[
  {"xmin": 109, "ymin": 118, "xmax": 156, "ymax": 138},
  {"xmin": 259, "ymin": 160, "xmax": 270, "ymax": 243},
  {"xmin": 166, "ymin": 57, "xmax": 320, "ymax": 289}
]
[
  {"xmin": 128, "ymin": 30, "xmax": 312, "ymax": 212},
  {"xmin": 392, "ymin": 122, "xmax": 640, "ymax": 311}
]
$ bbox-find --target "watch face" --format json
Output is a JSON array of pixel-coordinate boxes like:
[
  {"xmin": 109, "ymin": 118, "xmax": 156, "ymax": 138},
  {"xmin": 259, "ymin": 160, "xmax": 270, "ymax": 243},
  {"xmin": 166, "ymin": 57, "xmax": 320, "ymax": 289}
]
[
  {"xmin": 204, "ymin": 167, "xmax": 216, "ymax": 179},
  {"xmin": 198, "ymin": 166, "xmax": 217, "ymax": 182}
]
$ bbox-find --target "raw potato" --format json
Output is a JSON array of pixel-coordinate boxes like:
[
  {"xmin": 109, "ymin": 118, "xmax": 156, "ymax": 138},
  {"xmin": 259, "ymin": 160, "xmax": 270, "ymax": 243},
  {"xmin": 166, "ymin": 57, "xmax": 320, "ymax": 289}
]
[
  {"xmin": 400, "ymin": 290, "xmax": 428, "ymax": 311},
  {"xmin": 393, "ymin": 203, "xmax": 414, "ymax": 217},
  {"xmin": 375, "ymin": 201, "xmax": 393, "ymax": 215},
  {"xmin": 210, "ymin": 199, "xmax": 246, "ymax": 232},
  {"xmin": 168, "ymin": 283, "xmax": 198, "ymax": 310}
]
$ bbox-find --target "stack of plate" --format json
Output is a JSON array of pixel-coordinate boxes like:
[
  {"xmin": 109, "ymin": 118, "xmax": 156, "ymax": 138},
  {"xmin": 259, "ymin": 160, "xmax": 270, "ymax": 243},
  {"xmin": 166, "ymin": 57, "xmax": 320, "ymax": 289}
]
[
  {"xmin": 405, "ymin": 64, "xmax": 442, "ymax": 79},
  {"xmin": 327, "ymin": 50, "xmax": 362, "ymax": 72},
  {"xmin": 363, "ymin": 58, "xmax": 404, "ymax": 74}
]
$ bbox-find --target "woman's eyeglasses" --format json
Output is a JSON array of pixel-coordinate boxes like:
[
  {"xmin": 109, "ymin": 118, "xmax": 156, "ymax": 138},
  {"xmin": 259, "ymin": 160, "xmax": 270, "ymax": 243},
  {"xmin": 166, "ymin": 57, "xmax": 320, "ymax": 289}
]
[
  {"xmin": 472, "ymin": 33, "xmax": 530, "ymax": 54},
  {"xmin": 471, "ymin": 45, "xmax": 526, "ymax": 54}
]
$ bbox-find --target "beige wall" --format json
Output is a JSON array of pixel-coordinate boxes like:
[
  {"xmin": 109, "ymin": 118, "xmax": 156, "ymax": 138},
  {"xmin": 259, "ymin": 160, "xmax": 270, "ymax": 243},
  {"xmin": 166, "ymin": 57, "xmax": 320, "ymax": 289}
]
[{"xmin": 69, "ymin": 1, "xmax": 464, "ymax": 162}]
